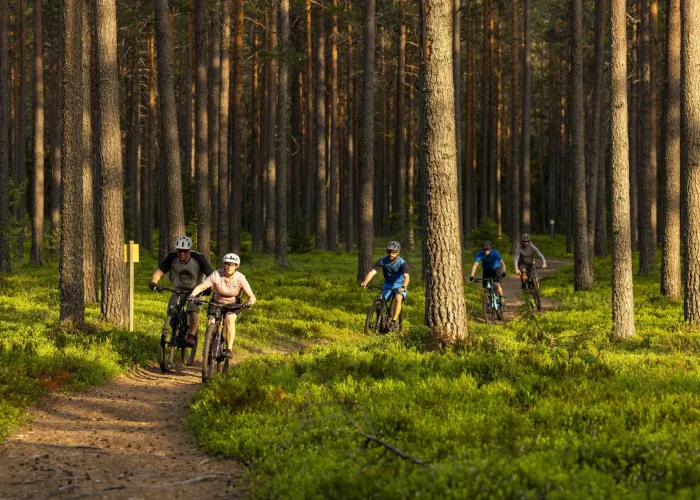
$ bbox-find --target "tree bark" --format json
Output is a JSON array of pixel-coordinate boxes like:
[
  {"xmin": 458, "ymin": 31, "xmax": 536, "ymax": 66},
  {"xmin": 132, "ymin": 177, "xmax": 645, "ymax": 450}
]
[
  {"xmin": 638, "ymin": 0, "xmax": 656, "ymax": 274},
  {"xmin": 265, "ymin": 5, "xmax": 277, "ymax": 253},
  {"xmin": 0, "ymin": 0, "xmax": 9, "ymax": 271},
  {"xmin": 394, "ymin": 0, "xmax": 406, "ymax": 240},
  {"xmin": 60, "ymin": 0, "xmax": 84, "ymax": 323},
  {"xmin": 143, "ymin": 35, "xmax": 156, "ymax": 252},
  {"xmin": 82, "ymin": 0, "xmax": 97, "ymax": 304},
  {"xmin": 208, "ymin": 11, "xmax": 221, "ymax": 254},
  {"xmin": 681, "ymin": 0, "xmax": 700, "ymax": 323},
  {"xmin": 95, "ymin": 0, "xmax": 127, "ymax": 325},
  {"xmin": 610, "ymin": 0, "xmax": 635, "ymax": 337},
  {"xmin": 589, "ymin": 0, "xmax": 607, "ymax": 258},
  {"xmin": 50, "ymin": 41, "xmax": 62, "ymax": 260},
  {"xmin": 218, "ymin": 0, "xmax": 231, "ymax": 255},
  {"xmin": 185, "ymin": 17, "xmax": 194, "ymax": 187},
  {"xmin": 276, "ymin": 0, "xmax": 290, "ymax": 266},
  {"xmin": 520, "ymin": 0, "xmax": 531, "ymax": 234},
  {"xmin": 420, "ymin": 0, "xmax": 468, "ymax": 343},
  {"xmin": 30, "ymin": 0, "xmax": 44, "ymax": 265},
  {"xmin": 661, "ymin": 0, "xmax": 681, "ymax": 299},
  {"xmin": 229, "ymin": 0, "xmax": 243, "ymax": 252},
  {"xmin": 344, "ymin": 0, "xmax": 354, "ymax": 253},
  {"xmin": 629, "ymin": 16, "xmax": 639, "ymax": 250},
  {"xmin": 407, "ymin": 82, "xmax": 415, "ymax": 251},
  {"xmin": 357, "ymin": 0, "xmax": 375, "ymax": 281},
  {"xmin": 305, "ymin": 0, "xmax": 314, "ymax": 227},
  {"xmin": 126, "ymin": 46, "xmax": 141, "ymax": 243},
  {"xmin": 479, "ymin": 0, "xmax": 490, "ymax": 223},
  {"xmin": 571, "ymin": 0, "xmax": 593, "ymax": 290},
  {"xmin": 453, "ymin": 0, "xmax": 461, "ymax": 234},
  {"xmin": 250, "ymin": 28, "xmax": 261, "ymax": 253},
  {"xmin": 328, "ymin": 0, "xmax": 339, "ymax": 251},
  {"xmin": 154, "ymin": 0, "xmax": 186, "ymax": 256},
  {"xmin": 314, "ymin": 0, "xmax": 327, "ymax": 250},
  {"xmin": 194, "ymin": 0, "xmax": 210, "ymax": 260},
  {"xmin": 510, "ymin": 0, "xmax": 520, "ymax": 242},
  {"xmin": 15, "ymin": 0, "xmax": 28, "ymax": 259}
]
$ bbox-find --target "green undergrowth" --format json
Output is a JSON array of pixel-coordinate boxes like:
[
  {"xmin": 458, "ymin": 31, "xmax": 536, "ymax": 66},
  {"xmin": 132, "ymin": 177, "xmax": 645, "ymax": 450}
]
[{"xmin": 189, "ymin": 239, "xmax": 700, "ymax": 498}]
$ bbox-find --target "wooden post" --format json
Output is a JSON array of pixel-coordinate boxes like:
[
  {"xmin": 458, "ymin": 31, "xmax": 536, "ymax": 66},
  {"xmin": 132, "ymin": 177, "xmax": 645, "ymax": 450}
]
[{"xmin": 129, "ymin": 240, "xmax": 135, "ymax": 331}]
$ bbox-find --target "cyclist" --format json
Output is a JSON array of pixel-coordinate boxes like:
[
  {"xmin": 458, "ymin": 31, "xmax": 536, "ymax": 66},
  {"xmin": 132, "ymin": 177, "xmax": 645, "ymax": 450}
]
[
  {"xmin": 514, "ymin": 233, "xmax": 547, "ymax": 289},
  {"xmin": 188, "ymin": 253, "xmax": 256, "ymax": 360},
  {"xmin": 469, "ymin": 240, "xmax": 507, "ymax": 299},
  {"xmin": 149, "ymin": 236, "xmax": 214, "ymax": 351},
  {"xmin": 359, "ymin": 240, "xmax": 410, "ymax": 332}
]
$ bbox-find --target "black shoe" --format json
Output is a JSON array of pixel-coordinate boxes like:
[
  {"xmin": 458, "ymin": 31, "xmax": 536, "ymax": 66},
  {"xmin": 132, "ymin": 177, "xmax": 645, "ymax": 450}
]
[{"xmin": 223, "ymin": 349, "xmax": 233, "ymax": 359}]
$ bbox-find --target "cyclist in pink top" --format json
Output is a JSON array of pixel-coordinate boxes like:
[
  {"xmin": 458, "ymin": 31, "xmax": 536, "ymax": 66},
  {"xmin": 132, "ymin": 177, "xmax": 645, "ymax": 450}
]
[{"xmin": 188, "ymin": 253, "xmax": 256, "ymax": 359}]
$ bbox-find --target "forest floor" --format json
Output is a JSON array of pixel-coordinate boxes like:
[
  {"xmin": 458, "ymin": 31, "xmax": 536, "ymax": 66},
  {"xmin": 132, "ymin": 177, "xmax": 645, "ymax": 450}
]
[{"xmin": 0, "ymin": 361, "xmax": 247, "ymax": 499}]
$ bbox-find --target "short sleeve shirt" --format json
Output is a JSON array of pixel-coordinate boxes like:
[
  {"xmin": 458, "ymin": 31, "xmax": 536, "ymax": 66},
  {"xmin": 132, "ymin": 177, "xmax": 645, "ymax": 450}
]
[
  {"xmin": 372, "ymin": 256, "xmax": 409, "ymax": 288},
  {"xmin": 202, "ymin": 270, "xmax": 257, "ymax": 306},
  {"xmin": 475, "ymin": 250, "xmax": 503, "ymax": 271},
  {"xmin": 158, "ymin": 251, "xmax": 214, "ymax": 291}
]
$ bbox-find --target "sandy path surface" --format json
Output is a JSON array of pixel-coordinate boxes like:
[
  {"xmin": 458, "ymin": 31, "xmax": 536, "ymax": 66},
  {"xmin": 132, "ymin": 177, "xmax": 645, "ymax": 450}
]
[
  {"xmin": 472, "ymin": 259, "xmax": 570, "ymax": 324},
  {"xmin": 0, "ymin": 363, "xmax": 246, "ymax": 499}
]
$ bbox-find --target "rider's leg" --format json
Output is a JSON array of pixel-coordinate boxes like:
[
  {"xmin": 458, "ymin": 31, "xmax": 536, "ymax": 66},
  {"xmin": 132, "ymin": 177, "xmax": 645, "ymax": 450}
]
[
  {"xmin": 495, "ymin": 282, "xmax": 504, "ymax": 297},
  {"xmin": 187, "ymin": 311, "xmax": 200, "ymax": 336},
  {"xmin": 224, "ymin": 312, "xmax": 238, "ymax": 351},
  {"xmin": 161, "ymin": 314, "xmax": 173, "ymax": 338},
  {"xmin": 393, "ymin": 295, "xmax": 403, "ymax": 321}
]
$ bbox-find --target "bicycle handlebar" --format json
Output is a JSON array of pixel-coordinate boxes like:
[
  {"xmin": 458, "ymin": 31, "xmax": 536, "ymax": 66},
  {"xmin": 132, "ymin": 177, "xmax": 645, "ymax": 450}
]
[
  {"xmin": 156, "ymin": 286, "xmax": 189, "ymax": 295},
  {"xmin": 192, "ymin": 298, "xmax": 251, "ymax": 311}
]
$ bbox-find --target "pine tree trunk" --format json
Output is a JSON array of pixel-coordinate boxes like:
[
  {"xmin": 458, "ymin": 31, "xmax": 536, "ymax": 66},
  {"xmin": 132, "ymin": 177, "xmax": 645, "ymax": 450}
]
[
  {"xmin": 488, "ymin": 2, "xmax": 496, "ymax": 219},
  {"xmin": 30, "ymin": 0, "xmax": 44, "ymax": 265},
  {"xmin": 595, "ymin": 122, "xmax": 608, "ymax": 257},
  {"xmin": 229, "ymin": 0, "xmax": 243, "ymax": 252},
  {"xmin": 344, "ymin": 0, "xmax": 354, "ymax": 253},
  {"xmin": 154, "ymin": 0, "xmax": 186, "ymax": 256},
  {"xmin": 394, "ymin": 0, "xmax": 406, "ymax": 240},
  {"xmin": 126, "ymin": 48, "xmax": 141, "ymax": 243},
  {"xmin": 16, "ymin": 0, "xmax": 27, "ymax": 259},
  {"xmin": 610, "ymin": 0, "xmax": 635, "ymax": 337},
  {"xmin": 218, "ymin": 0, "xmax": 231, "ymax": 255},
  {"xmin": 250, "ymin": 28, "xmax": 261, "ymax": 253},
  {"xmin": 510, "ymin": 0, "xmax": 520, "ymax": 242},
  {"xmin": 95, "ymin": 0, "xmax": 127, "ymax": 326},
  {"xmin": 327, "ymin": 0, "xmax": 339, "ymax": 250},
  {"xmin": 0, "ymin": 0, "xmax": 10, "ymax": 272},
  {"xmin": 420, "ymin": 0, "xmax": 468, "ymax": 343},
  {"xmin": 143, "ymin": 35, "xmax": 156, "ymax": 252},
  {"xmin": 82, "ymin": 1, "xmax": 97, "ymax": 304},
  {"xmin": 571, "ymin": 0, "xmax": 593, "ymax": 290},
  {"xmin": 314, "ymin": 1, "xmax": 327, "ymax": 250},
  {"xmin": 520, "ymin": 0, "xmax": 531, "ymax": 234},
  {"xmin": 208, "ymin": 11, "xmax": 221, "ymax": 254},
  {"xmin": 661, "ymin": 0, "xmax": 681, "ymax": 299},
  {"xmin": 265, "ymin": 5, "xmax": 277, "ymax": 253},
  {"xmin": 479, "ymin": 0, "xmax": 490, "ymax": 223},
  {"xmin": 305, "ymin": 0, "xmax": 314, "ymax": 228},
  {"xmin": 357, "ymin": 0, "xmax": 375, "ymax": 281},
  {"xmin": 50, "ymin": 45, "xmax": 62, "ymax": 260},
  {"xmin": 60, "ymin": 0, "xmax": 84, "ymax": 324},
  {"xmin": 638, "ymin": 0, "xmax": 656, "ymax": 274},
  {"xmin": 588, "ymin": 0, "xmax": 606, "ymax": 258},
  {"xmin": 681, "ymin": 0, "xmax": 700, "ymax": 323},
  {"xmin": 629, "ymin": 16, "xmax": 639, "ymax": 251},
  {"xmin": 185, "ymin": 17, "xmax": 194, "ymax": 187},
  {"xmin": 407, "ymin": 83, "xmax": 415, "ymax": 251},
  {"xmin": 276, "ymin": 0, "xmax": 290, "ymax": 266},
  {"xmin": 453, "ymin": 0, "xmax": 461, "ymax": 233},
  {"xmin": 194, "ymin": 0, "xmax": 210, "ymax": 260}
]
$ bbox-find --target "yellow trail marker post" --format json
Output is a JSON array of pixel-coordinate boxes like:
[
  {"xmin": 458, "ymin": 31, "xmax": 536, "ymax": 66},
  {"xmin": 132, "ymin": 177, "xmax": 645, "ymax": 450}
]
[{"xmin": 124, "ymin": 241, "xmax": 139, "ymax": 332}]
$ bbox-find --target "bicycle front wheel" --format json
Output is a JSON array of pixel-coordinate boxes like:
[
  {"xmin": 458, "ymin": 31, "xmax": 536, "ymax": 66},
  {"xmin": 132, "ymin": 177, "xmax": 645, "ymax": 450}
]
[
  {"xmin": 201, "ymin": 324, "xmax": 217, "ymax": 382},
  {"xmin": 482, "ymin": 291, "xmax": 492, "ymax": 324},
  {"xmin": 533, "ymin": 279, "xmax": 542, "ymax": 311},
  {"xmin": 496, "ymin": 295, "xmax": 504, "ymax": 321},
  {"xmin": 364, "ymin": 301, "xmax": 384, "ymax": 334}
]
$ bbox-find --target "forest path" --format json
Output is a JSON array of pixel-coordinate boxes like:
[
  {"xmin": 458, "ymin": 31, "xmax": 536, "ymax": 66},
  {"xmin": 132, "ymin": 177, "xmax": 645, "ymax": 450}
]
[
  {"xmin": 472, "ymin": 258, "xmax": 570, "ymax": 324},
  {"xmin": 0, "ymin": 362, "xmax": 246, "ymax": 499}
]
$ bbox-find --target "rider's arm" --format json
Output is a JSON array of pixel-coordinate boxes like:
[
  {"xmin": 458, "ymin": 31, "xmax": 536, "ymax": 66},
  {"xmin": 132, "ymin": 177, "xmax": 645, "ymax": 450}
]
[
  {"xmin": 360, "ymin": 269, "xmax": 378, "ymax": 287},
  {"xmin": 499, "ymin": 260, "xmax": 507, "ymax": 274},
  {"xmin": 189, "ymin": 276, "xmax": 214, "ymax": 298},
  {"xmin": 239, "ymin": 277, "xmax": 257, "ymax": 305},
  {"xmin": 531, "ymin": 243, "xmax": 547, "ymax": 267},
  {"xmin": 469, "ymin": 261, "xmax": 479, "ymax": 278},
  {"xmin": 192, "ymin": 252, "xmax": 215, "ymax": 276},
  {"xmin": 152, "ymin": 253, "xmax": 176, "ymax": 285},
  {"xmin": 513, "ymin": 247, "xmax": 521, "ymax": 273},
  {"xmin": 400, "ymin": 273, "xmax": 410, "ymax": 290},
  {"xmin": 151, "ymin": 268, "xmax": 165, "ymax": 283}
]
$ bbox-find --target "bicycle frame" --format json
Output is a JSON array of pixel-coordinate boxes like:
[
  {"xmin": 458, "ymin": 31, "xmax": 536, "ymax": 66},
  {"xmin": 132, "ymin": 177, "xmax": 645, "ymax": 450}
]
[
  {"xmin": 363, "ymin": 285, "xmax": 402, "ymax": 334},
  {"xmin": 473, "ymin": 278, "xmax": 502, "ymax": 323},
  {"xmin": 194, "ymin": 299, "xmax": 249, "ymax": 381},
  {"xmin": 157, "ymin": 287, "xmax": 198, "ymax": 372}
]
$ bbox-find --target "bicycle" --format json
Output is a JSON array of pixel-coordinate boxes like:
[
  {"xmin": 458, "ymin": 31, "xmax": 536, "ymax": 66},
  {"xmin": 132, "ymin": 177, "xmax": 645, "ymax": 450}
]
[
  {"xmin": 192, "ymin": 299, "xmax": 250, "ymax": 382},
  {"xmin": 363, "ymin": 285, "xmax": 403, "ymax": 335},
  {"xmin": 473, "ymin": 278, "xmax": 504, "ymax": 323},
  {"xmin": 156, "ymin": 287, "xmax": 199, "ymax": 373},
  {"xmin": 522, "ymin": 265, "xmax": 542, "ymax": 311}
]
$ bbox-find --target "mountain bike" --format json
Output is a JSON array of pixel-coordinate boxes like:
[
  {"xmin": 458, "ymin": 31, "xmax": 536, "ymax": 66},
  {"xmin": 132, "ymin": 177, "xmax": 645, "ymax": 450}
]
[
  {"xmin": 522, "ymin": 265, "xmax": 542, "ymax": 311},
  {"xmin": 156, "ymin": 287, "xmax": 199, "ymax": 373},
  {"xmin": 363, "ymin": 285, "xmax": 403, "ymax": 334},
  {"xmin": 473, "ymin": 278, "xmax": 503, "ymax": 323},
  {"xmin": 193, "ymin": 299, "xmax": 250, "ymax": 382}
]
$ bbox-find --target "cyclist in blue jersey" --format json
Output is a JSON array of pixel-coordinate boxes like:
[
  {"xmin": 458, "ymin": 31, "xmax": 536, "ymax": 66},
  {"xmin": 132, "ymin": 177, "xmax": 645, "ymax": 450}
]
[
  {"xmin": 469, "ymin": 240, "xmax": 507, "ymax": 299},
  {"xmin": 360, "ymin": 240, "xmax": 410, "ymax": 332}
]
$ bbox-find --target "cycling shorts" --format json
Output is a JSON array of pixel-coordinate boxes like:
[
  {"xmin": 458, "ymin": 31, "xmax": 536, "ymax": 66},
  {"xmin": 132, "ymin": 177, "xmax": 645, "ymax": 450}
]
[{"xmin": 482, "ymin": 268, "xmax": 501, "ymax": 288}]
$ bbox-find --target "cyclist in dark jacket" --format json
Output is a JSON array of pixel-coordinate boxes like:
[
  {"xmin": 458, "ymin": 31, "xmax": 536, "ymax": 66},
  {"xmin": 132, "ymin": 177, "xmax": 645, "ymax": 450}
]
[{"xmin": 513, "ymin": 234, "xmax": 547, "ymax": 290}]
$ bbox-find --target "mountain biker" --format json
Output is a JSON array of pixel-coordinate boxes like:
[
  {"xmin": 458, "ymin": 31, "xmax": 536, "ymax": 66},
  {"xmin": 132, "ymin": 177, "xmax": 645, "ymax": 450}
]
[
  {"xmin": 188, "ymin": 253, "xmax": 256, "ymax": 360},
  {"xmin": 469, "ymin": 240, "xmax": 507, "ymax": 299},
  {"xmin": 514, "ymin": 233, "xmax": 547, "ymax": 289},
  {"xmin": 149, "ymin": 236, "xmax": 214, "ymax": 353},
  {"xmin": 359, "ymin": 241, "xmax": 410, "ymax": 332}
]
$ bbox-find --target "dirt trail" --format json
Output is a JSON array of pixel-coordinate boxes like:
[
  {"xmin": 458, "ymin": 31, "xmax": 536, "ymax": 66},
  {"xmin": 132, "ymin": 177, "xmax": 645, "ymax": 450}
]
[
  {"xmin": 0, "ymin": 363, "xmax": 246, "ymax": 499},
  {"xmin": 474, "ymin": 258, "xmax": 570, "ymax": 323}
]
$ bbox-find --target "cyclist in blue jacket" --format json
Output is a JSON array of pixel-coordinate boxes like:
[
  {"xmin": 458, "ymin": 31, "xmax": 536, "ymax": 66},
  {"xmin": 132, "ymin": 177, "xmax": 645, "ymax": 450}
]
[
  {"xmin": 360, "ymin": 240, "xmax": 410, "ymax": 332},
  {"xmin": 469, "ymin": 240, "xmax": 507, "ymax": 299}
]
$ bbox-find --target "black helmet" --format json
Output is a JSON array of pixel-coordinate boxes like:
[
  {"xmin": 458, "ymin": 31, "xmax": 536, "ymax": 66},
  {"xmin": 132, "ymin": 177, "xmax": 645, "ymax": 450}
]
[
  {"xmin": 482, "ymin": 240, "xmax": 492, "ymax": 250},
  {"xmin": 386, "ymin": 240, "xmax": 401, "ymax": 251},
  {"xmin": 521, "ymin": 233, "xmax": 530, "ymax": 242}
]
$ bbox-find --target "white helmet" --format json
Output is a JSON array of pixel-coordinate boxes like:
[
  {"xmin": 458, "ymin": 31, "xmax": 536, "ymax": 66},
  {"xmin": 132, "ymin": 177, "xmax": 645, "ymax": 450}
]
[
  {"xmin": 223, "ymin": 253, "xmax": 240, "ymax": 265},
  {"xmin": 174, "ymin": 236, "xmax": 193, "ymax": 251}
]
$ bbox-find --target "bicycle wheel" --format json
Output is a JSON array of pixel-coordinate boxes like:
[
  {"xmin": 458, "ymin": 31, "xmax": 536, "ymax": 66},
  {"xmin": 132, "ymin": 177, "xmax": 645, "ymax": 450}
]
[
  {"xmin": 159, "ymin": 330, "xmax": 168, "ymax": 373},
  {"xmin": 482, "ymin": 291, "xmax": 491, "ymax": 323},
  {"xmin": 201, "ymin": 324, "xmax": 217, "ymax": 382},
  {"xmin": 533, "ymin": 279, "xmax": 542, "ymax": 311},
  {"xmin": 364, "ymin": 301, "xmax": 384, "ymax": 334},
  {"xmin": 185, "ymin": 332, "xmax": 198, "ymax": 366},
  {"xmin": 496, "ymin": 294, "xmax": 504, "ymax": 321}
]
